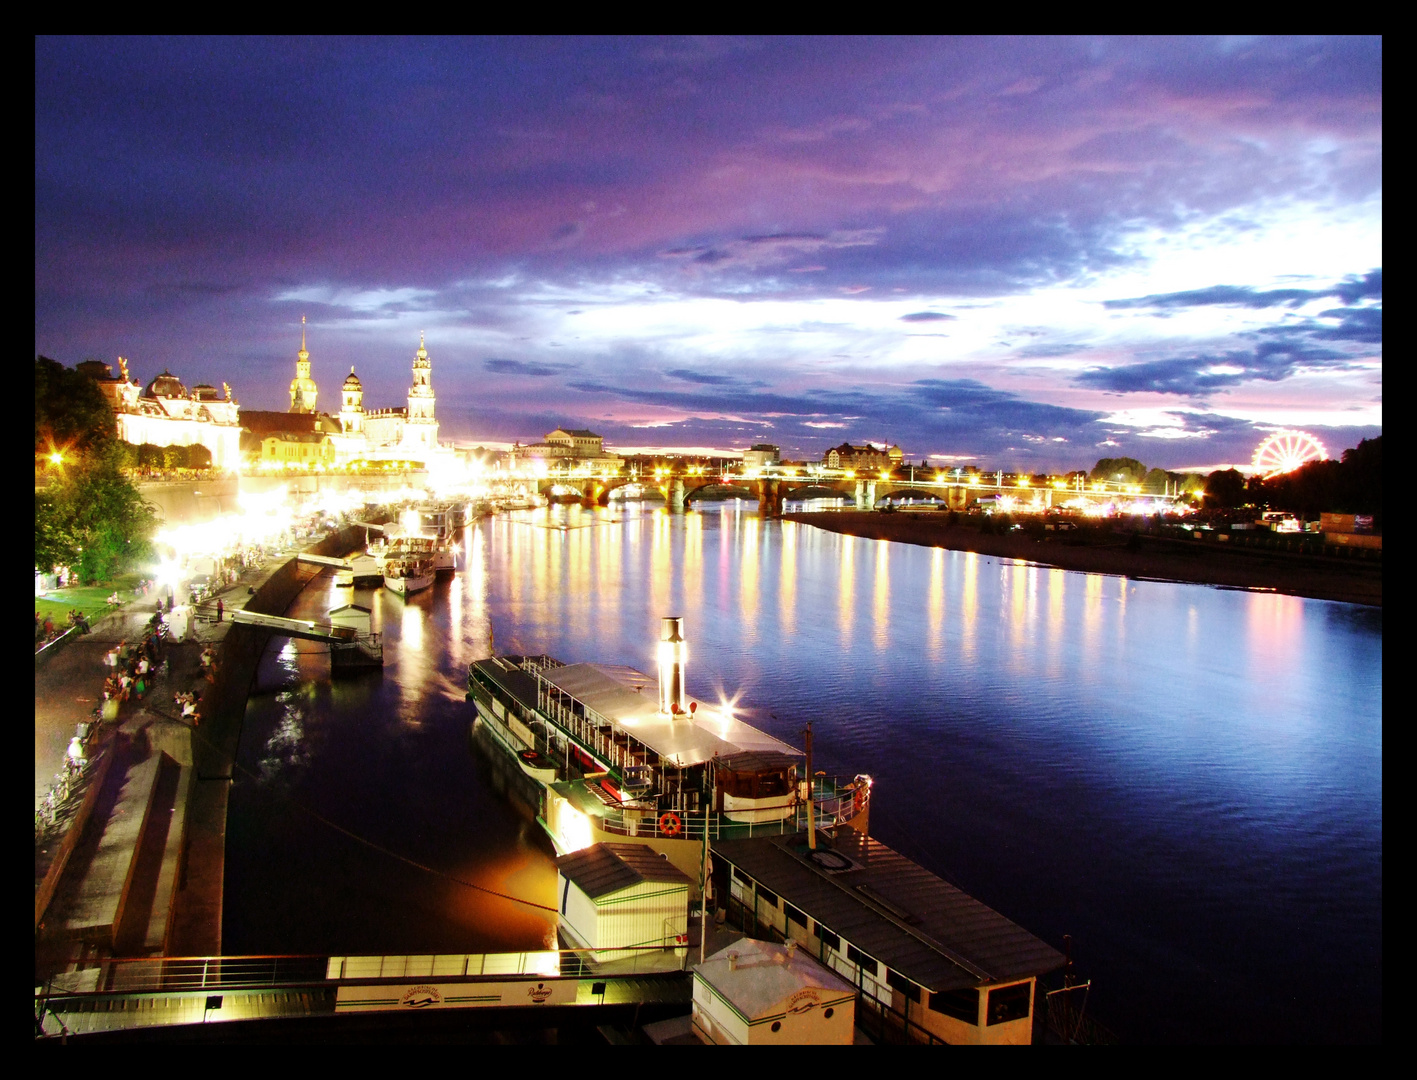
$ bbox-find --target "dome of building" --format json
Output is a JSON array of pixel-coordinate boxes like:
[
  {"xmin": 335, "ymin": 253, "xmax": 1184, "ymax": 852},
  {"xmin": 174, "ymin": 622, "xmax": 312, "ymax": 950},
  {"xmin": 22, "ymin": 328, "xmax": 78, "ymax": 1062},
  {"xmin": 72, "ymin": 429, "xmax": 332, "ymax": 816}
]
[
  {"xmin": 143, "ymin": 371, "xmax": 188, "ymax": 399},
  {"xmin": 344, "ymin": 367, "xmax": 362, "ymax": 388}
]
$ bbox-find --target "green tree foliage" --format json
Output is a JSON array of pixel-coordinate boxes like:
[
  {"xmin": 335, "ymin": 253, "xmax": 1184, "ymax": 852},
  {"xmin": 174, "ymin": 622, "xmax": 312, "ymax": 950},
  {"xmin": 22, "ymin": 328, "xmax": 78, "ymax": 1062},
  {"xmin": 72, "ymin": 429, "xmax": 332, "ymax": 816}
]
[
  {"xmin": 35, "ymin": 355, "xmax": 116, "ymax": 456},
  {"xmin": 1090, "ymin": 457, "xmax": 1148, "ymax": 484},
  {"xmin": 1142, "ymin": 467, "xmax": 1172, "ymax": 493},
  {"xmin": 1204, "ymin": 468, "xmax": 1247, "ymax": 509},
  {"xmin": 34, "ymin": 357, "xmax": 157, "ymax": 582}
]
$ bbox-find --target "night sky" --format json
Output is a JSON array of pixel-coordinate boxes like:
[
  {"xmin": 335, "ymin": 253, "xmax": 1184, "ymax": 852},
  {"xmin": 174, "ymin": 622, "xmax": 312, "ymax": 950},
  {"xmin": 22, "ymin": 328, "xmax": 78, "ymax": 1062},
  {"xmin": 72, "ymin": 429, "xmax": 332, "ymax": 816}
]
[{"xmin": 35, "ymin": 37, "xmax": 1382, "ymax": 470}]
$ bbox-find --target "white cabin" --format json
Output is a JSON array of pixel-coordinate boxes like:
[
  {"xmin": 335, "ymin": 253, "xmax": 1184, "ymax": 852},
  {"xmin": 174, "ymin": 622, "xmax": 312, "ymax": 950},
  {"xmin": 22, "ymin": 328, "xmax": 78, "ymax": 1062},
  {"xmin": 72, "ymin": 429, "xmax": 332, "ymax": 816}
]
[
  {"xmin": 693, "ymin": 938, "xmax": 856, "ymax": 1045},
  {"xmin": 555, "ymin": 843, "xmax": 691, "ymax": 963}
]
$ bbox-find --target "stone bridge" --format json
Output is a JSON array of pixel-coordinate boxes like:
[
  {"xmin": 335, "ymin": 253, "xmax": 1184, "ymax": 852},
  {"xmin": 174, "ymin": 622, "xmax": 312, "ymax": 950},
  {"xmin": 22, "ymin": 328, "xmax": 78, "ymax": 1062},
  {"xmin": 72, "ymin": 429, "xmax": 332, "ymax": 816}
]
[{"xmin": 538, "ymin": 474, "xmax": 1002, "ymax": 516}]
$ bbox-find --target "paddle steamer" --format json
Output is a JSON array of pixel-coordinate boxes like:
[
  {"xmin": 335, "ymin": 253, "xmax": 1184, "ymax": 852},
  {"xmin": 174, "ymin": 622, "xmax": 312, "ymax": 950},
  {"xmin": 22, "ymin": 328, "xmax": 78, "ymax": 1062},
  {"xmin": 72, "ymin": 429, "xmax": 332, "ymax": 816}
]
[{"xmin": 468, "ymin": 617, "xmax": 871, "ymax": 892}]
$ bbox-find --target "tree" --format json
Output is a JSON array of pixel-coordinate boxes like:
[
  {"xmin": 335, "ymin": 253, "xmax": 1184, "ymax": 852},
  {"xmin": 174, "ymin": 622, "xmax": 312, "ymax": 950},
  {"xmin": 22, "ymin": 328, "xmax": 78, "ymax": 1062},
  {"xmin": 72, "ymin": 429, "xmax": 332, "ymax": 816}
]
[
  {"xmin": 35, "ymin": 355, "xmax": 116, "ymax": 456},
  {"xmin": 1142, "ymin": 467, "xmax": 1171, "ymax": 494},
  {"xmin": 1205, "ymin": 468, "xmax": 1246, "ymax": 509},
  {"xmin": 36, "ymin": 442, "xmax": 157, "ymax": 582},
  {"xmin": 1090, "ymin": 457, "xmax": 1147, "ymax": 484}
]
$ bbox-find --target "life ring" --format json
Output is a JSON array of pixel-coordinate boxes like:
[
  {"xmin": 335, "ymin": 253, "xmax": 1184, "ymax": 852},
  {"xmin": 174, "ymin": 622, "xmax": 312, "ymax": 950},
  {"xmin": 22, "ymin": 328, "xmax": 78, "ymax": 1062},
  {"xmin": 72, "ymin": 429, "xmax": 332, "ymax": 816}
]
[{"xmin": 659, "ymin": 812, "xmax": 682, "ymax": 837}]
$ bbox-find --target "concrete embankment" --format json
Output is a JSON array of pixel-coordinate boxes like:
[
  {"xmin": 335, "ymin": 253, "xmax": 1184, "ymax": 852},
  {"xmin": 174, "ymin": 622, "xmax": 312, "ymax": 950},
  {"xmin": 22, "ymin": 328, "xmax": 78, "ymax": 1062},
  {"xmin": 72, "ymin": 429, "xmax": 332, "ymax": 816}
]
[{"xmin": 783, "ymin": 511, "xmax": 1383, "ymax": 607}]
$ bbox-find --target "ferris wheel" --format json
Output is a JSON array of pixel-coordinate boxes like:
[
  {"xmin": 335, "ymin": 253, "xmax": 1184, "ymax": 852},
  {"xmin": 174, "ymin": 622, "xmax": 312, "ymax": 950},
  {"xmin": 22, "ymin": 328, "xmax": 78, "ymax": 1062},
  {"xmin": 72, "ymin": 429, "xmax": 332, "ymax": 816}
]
[{"xmin": 1252, "ymin": 430, "xmax": 1328, "ymax": 478}]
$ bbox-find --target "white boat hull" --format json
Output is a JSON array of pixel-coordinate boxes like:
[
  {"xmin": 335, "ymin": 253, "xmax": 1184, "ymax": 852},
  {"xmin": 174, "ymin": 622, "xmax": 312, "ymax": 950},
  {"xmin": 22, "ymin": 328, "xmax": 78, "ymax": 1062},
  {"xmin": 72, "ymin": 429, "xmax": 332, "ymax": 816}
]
[{"xmin": 384, "ymin": 570, "xmax": 434, "ymax": 595}]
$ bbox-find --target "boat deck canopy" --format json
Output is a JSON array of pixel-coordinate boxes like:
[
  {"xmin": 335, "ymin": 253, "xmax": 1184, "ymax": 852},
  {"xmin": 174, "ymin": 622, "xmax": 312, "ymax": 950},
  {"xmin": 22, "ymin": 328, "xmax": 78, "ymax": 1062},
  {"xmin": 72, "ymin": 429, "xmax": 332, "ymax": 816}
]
[
  {"xmin": 712, "ymin": 831, "xmax": 1065, "ymax": 993},
  {"xmin": 540, "ymin": 663, "xmax": 799, "ymax": 767}
]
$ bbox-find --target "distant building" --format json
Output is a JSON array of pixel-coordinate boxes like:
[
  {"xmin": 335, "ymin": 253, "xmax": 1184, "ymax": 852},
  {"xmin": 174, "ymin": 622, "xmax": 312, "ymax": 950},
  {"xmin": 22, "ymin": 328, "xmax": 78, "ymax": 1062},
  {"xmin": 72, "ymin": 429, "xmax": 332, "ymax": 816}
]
[
  {"xmin": 81, "ymin": 359, "xmax": 243, "ymax": 471},
  {"xmin": 509, "ymin": 427, "xmax": 622, "ymax": 472},
  {"xmin": 823, "ymin": 442, "xmax": 903, "ymax": 471},
  {"xmin": 742, "ymin": 444, "xmax": 781, "ymax": 470},
  {"xmin": 545, "ymin": 428, "xmax": 605, "ymax": 457},
  {"xmin": 289, "ymin": 316, "xmax": 318, "ymax": 413}
]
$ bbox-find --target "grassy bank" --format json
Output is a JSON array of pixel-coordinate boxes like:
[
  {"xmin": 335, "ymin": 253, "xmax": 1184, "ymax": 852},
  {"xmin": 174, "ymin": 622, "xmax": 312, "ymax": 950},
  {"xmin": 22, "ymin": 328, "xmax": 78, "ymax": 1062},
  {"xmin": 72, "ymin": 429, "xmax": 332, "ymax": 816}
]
[
  {"xmin": 34, "ymin": 571, "xmax": 149, "ymax": 625},
  {"xmin": 783, "ymin": 511, "xmax": 1382, "ymax": 607}
]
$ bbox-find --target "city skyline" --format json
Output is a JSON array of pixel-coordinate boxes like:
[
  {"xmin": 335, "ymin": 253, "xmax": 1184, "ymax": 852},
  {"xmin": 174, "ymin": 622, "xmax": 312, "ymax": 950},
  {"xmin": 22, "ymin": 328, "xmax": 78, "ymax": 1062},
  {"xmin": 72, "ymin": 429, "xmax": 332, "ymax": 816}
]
[{"xmin": 35, "ymin": 36, "xmax": 1381, "ymax": 470}]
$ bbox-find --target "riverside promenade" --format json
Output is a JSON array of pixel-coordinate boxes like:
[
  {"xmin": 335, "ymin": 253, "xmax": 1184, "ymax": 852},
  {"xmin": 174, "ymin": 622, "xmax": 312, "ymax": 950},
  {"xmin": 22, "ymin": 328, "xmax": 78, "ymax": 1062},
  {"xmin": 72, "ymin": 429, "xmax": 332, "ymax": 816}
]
[{"xmin": 36, "ymin": 523, "xmax": 371, "ymax": 982}]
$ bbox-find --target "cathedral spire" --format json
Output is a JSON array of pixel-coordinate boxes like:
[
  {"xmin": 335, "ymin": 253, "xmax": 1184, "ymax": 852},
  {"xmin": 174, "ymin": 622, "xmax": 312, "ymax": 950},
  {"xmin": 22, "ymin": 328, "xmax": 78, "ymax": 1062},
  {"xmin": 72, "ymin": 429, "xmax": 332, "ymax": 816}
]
[{"xmin": 299, "ymin": 314, "xmax": 309, "ymax": 361}]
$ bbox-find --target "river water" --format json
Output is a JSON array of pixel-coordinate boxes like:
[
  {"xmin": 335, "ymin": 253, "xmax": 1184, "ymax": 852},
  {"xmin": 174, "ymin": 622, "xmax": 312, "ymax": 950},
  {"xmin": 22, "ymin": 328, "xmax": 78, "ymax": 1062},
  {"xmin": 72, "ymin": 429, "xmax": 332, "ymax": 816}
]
[{"xmin": 225, "ymin": 501, "xmax": 1382, "ymax": 1042}]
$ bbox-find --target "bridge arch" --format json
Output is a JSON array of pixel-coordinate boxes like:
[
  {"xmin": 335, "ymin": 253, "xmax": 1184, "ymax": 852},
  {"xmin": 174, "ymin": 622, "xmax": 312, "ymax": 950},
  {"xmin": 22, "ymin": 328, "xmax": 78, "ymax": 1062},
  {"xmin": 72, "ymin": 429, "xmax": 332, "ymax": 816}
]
[{"xmin": 683, "ymin": 482, "xmax": 756, "ymax": 504}]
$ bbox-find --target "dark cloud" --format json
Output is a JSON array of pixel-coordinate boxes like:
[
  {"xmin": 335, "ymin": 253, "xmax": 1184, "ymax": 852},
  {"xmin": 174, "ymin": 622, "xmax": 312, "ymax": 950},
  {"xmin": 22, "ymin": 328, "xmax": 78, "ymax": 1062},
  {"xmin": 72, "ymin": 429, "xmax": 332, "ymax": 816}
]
[
  {"xmin": 1074, "ymin": 340, "xmax": 1350, "ymax": 396},
  {"xmin": 484, "ymin": 358, "xmax": 575, "ymax": 377},
  {"xmin": 1104, "ymin": 268, "xmax": 1383, "ymax": 312},
  {"xmin": 664, "ymin": 368, "xmax": 755, "ymax": 386},
  {"xmin": 900, "ymin": 311, "xmax": 955, "ymax": 322}
]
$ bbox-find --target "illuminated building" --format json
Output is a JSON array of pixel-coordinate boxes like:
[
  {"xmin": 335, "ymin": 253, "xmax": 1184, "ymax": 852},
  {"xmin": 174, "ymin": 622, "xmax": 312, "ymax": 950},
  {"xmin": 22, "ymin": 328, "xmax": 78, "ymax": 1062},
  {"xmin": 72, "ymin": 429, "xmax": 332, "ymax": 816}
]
[
  {"xmin": 80, "ymin": 359, "xmax": 243, "ymax": 471},
  {"xmin": 824, "ymin": 442, "xmax": 903, "ymax": 471}
]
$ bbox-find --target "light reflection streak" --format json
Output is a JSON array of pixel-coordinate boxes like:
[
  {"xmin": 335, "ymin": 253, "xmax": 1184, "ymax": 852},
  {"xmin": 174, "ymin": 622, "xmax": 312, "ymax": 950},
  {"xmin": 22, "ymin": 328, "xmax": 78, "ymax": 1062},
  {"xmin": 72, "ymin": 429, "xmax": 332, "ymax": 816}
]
[
  {"xmin": 960, "ymin": 552, "xmax": 977, "ymax": 663},
  {"xmin": 779, "ymin": 520, "xmax": 797, "ymax": 637},
  {"xmin": 873, "ymin": 540, "xmax": 890, "ymax": 651},
  {"xmin": 927, "ymin": 547, "xmax": 944, "ymax": 663},
  {"xmin": 838, "ymin": 534, "xmax": 854, "ymax": 644}
]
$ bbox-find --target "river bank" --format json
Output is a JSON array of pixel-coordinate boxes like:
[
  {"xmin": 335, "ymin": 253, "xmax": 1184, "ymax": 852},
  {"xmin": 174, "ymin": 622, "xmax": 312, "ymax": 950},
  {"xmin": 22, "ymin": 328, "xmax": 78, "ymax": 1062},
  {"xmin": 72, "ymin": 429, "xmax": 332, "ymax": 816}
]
[{"xmin": 782, "ymin": 511, "xmax": 1382, "ymax": 607}]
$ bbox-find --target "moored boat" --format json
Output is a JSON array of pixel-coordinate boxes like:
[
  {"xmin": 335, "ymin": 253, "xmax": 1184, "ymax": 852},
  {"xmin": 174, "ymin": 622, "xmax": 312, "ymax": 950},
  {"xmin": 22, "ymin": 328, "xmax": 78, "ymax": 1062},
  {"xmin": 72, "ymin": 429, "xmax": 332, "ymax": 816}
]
[
  {"xmin": 468, "ymin": 617, "xmax": 871, "ymax": 893},
  {"xmin": 383, "ymin": 555, "xmax": 434, "ymax": 596}
]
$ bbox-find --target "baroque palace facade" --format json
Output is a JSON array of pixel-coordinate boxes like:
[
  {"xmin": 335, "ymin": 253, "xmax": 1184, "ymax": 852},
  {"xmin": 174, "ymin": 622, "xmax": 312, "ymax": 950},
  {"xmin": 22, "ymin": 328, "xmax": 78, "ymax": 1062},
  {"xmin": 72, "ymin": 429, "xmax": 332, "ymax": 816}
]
[{"xmin": 82, "ymin": 358, "xmax": 243, "ymax": 471}]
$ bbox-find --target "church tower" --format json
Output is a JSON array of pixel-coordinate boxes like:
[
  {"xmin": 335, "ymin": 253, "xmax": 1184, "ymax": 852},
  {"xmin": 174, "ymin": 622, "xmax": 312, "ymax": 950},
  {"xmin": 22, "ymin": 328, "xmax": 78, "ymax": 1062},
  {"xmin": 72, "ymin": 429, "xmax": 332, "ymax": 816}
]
[
  {"xmin": 289, "ymin": 316, "xmax": 319, "ymax": 414},
  {"xmin": 340, "ymin": 367, "xmax": 364, "ymax": 433},
  {"xmin": 404, "ymin": 332, "xmax": 438, "ymax": 451}
]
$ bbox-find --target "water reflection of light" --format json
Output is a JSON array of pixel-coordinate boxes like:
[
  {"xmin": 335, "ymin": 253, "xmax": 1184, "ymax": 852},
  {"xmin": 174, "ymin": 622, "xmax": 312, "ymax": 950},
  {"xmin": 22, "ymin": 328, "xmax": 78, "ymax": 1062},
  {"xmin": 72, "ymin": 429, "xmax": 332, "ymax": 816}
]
[
  {"xmin": 873, "ymin": 540, "xmax": 890, "ymax": 651},
  {"xmin": 961, "ymin": 552, "xmax": 977, "ymax": 662},
  {"xmin": 739, "ymin": 521, "xmax": 759, "ymax": 635},
  {"xmin": 779, "ymin": 521, "xmax": 797, "ymax": 636},
  {"xmin": 928, "ymin": 547, "xmax": 944, "ymax": 662},
  {"xmin": 684, "ymin": 510, "xmax": 702, "ymax": 615},
  {"xmin": 1010, "ymin": 562, "xmax": 1029, "ymax": 653},
  {"xmin": 838, "ymin": 534, "xmax": 855, "ymax": 643},
  {"xmin": 1047, "ymin": 568, "xmax": 1066, "ymax": 659},
  {"xmin": 401, "ymin": 602, "xmax": 423, "ymax": 652}
]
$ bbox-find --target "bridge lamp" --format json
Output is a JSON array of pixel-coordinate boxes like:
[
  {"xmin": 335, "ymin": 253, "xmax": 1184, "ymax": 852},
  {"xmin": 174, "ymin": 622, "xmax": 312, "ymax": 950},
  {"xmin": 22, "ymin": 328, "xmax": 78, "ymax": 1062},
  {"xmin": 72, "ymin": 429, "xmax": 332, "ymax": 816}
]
[
  {"xmin": 845, "ymin": 470, "xmax": 855, "ymax": 479},
  {"xmin": 879, "ymin": 470, "xmax": 891, "ymax": 480}
]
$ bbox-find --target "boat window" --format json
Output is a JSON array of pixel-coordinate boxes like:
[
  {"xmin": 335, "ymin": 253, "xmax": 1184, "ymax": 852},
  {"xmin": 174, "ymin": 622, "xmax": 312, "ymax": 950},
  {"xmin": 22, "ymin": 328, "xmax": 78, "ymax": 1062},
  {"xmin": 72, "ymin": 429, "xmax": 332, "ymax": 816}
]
[
  {"xmin": 846, "ymin": 944, "xmax": 878, "ymax": 976},
  {"xmin": 886, "ymin": 970, "xmax": 922, "ymax": 1003},
  {"xmin": 986, "ymin": 983, "xmax": 1032, "ymax": 1026},
  {"xmin": 813, "ymin": 925, "xmax": 840, "ymax": 951},
  {"xmin": 756, "ymin": 886, "xmax": 780, "ymax": 909},
  {"xmin": 785, "ymin": 903, "xmax": 806, "ymax": 927},
  {"xmin": 929, "ymin": 988, "xmax": 979, "ymax": 1024}
]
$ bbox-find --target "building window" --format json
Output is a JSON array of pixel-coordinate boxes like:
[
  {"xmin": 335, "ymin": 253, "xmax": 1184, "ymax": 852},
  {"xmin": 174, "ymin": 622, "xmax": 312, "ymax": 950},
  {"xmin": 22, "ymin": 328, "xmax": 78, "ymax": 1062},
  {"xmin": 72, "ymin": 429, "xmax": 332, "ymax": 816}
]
[
  {"xmin": 757, "ymin": 886, "xmax": 779, "ymax": 909},
  {"xmin": 846, "ymin": 945, "xmax": 878, "ymax": 977},
  {"xmin": 886, "ymin": 970, "xmax": 922, "ymax": 1003},
  {"xmin": 785, "ymin": 903, "xmax": 806, "ymax": 928},
  {"xmin": 929, "ymin": 988, "xmax": 979, "ymax": 1024},
  {"xmin": 814, "ymin": 924, "xmax": 840, "ymax": 951},
  {"xmin": 986, "ymin": 983, "xmax": 1032, "ymax": 1026},
  {"xmin": 732, "ymin": 867, "xmax": 750, "ymax": 885}
]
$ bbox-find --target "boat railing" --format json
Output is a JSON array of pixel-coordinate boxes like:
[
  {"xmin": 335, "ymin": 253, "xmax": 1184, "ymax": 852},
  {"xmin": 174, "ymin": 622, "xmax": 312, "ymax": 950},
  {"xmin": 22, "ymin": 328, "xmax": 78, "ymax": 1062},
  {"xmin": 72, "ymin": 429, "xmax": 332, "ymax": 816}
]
[{"xmin": 584, "ymin": 775, "xmax": 871, "ymax": 842}]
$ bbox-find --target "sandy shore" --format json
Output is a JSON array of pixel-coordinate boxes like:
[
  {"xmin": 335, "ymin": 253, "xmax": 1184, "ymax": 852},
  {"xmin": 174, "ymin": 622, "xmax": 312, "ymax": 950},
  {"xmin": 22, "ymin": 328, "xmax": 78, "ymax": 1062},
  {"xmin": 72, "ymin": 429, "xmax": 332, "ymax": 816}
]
[{"xmin": 782, "ymin": 512, "xmax": 1382, "ymax": 608}]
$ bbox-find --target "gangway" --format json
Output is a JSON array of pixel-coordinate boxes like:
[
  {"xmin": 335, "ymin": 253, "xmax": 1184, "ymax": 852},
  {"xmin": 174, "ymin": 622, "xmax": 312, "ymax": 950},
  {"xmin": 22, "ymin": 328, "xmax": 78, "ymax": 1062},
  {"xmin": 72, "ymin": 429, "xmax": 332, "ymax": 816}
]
[
  {"xmin": 229, "ymin": 610, "xmax": 383, "ymax": 672},
  {"xmin": 297, "ymin": 553, "xmax": 354, "ymax": 571}
]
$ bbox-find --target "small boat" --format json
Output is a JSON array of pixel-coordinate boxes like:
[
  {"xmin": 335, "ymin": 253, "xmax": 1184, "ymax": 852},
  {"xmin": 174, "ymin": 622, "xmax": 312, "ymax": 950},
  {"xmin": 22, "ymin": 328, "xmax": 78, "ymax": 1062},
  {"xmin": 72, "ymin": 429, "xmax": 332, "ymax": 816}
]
[{"xmin": 383, "ymin": 555, "xmax": 434, "ymax": 596}]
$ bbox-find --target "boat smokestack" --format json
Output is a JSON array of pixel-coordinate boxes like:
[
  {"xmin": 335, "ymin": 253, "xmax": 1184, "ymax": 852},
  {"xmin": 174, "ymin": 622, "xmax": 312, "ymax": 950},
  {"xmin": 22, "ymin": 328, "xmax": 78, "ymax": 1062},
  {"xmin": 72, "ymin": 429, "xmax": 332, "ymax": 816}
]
[{"xmin": 658, "ymin": 616, "xmax": 687, "ymax": 716}]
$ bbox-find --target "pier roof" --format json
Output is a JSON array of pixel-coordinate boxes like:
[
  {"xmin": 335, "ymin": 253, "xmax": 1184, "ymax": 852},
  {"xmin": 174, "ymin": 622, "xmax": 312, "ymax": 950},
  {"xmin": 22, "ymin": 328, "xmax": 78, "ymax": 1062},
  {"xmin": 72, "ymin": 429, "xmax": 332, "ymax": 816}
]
[
  {"xmin": 540, "ymin": 662, "xmax": 798, "ymax": 767},
  {"xmin": 712, "ymin": 831, "xmax": 1065, "ymax": 993}
]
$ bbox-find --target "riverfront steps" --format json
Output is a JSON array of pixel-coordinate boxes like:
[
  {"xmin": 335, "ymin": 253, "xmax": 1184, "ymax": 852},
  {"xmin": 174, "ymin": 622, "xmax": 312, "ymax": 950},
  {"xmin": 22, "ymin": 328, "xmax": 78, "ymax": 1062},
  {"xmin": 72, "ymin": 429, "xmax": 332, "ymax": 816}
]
[{"xmin": 36, "ymin": 524, "xmax": 377, "ymax": 984}]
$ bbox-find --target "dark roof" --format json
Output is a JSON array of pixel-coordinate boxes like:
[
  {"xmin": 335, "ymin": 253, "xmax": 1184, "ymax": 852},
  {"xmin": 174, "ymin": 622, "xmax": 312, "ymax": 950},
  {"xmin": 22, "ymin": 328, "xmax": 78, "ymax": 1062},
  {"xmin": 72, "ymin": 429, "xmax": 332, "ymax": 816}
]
[
  {"xmin": 712, "ymin": 831, "xmax": 1064, "ymax": 993},
  {"xmin": 553, "ymin": 428, "xmax": 601, "ymax": 439},
  {"xmin": 470, "ymin": 656, "xmax": 542, "ymax": 711},
  {"xmin": 239, "ymin": 410, "xmax": 320, "ymax": 435},
  {"xmin": 557, "ymin": 843, "xmax": 693, "ymax": 899},
  {"xmin": 143, "ymin": 371, "xmax": 187, "ymax": 399},
  {"xmin": 716, "ymin": 750, "xmax": 801, "ymax": 774}
]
